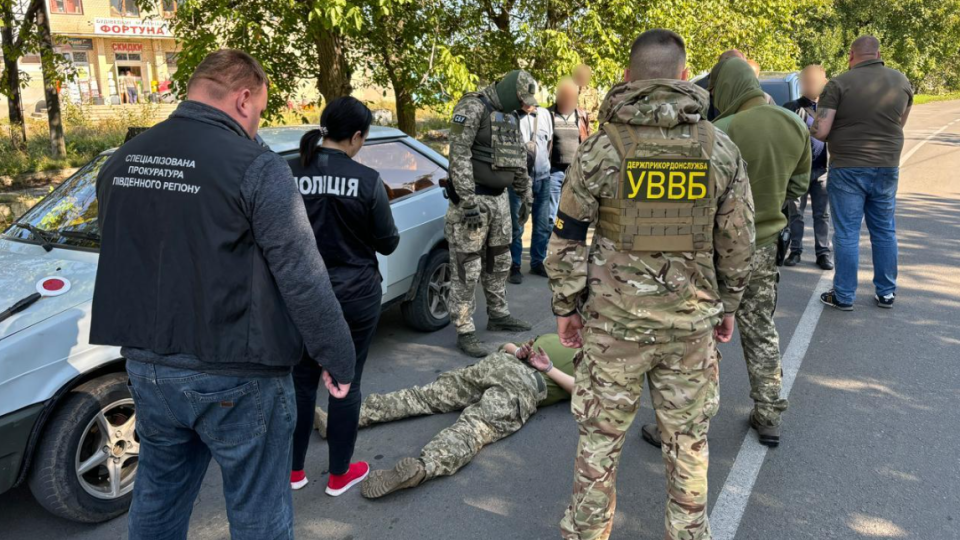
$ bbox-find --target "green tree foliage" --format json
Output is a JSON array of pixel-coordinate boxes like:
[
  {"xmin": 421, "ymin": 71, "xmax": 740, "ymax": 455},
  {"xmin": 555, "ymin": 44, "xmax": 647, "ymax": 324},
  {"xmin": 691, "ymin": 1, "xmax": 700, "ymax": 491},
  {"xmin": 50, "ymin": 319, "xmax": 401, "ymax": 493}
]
[
  {"xmin": 158, "ymin": 0, "xmax": 960, "ymax": 134},
  {"xmin": 797, "ymin": 0, "xmax": 960, "ymax": 92},
  {"xmin": 160, "ymin": 0, "xmax": 475, "ymax": 135}
]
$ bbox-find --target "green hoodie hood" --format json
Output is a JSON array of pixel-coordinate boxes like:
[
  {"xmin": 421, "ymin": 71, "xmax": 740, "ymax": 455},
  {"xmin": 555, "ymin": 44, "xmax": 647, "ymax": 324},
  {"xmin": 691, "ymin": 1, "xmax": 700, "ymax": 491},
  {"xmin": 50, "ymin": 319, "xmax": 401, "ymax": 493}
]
[
  {"xmin": 598, "ymin": 79, "xmax": 709, "ymax": 128},
  {"xmin": 711, "ymin": 58, "xmax": 767, "ymax": 121}
]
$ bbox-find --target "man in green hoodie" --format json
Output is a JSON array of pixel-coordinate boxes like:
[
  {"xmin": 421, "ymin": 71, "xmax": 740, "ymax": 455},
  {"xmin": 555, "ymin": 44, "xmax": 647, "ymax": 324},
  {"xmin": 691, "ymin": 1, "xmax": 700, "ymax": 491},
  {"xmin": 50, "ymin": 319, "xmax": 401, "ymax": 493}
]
[{"xmin": 710, "ymin": 57, "xmax": 810, "ymax": 445}]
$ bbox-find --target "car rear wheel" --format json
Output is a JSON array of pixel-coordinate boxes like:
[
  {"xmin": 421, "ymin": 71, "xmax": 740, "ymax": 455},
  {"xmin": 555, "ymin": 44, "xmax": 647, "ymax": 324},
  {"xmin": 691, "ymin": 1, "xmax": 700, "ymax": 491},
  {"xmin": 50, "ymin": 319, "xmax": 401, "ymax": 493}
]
[
  {"xmin": 28, "ymin": 372, "xmax": 137, "ymax": 523},
  {"xmin": 402, "ymin": 248, "xmax": 451, "ymax": 332}
]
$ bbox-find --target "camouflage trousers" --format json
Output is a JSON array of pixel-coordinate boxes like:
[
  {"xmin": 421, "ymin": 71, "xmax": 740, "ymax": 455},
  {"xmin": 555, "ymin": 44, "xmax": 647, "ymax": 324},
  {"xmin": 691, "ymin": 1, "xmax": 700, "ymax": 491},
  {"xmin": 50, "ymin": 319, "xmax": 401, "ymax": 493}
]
[
  {"xmin": 561, "ymin": 327, "xmax": 720, "ymax": 540},
  {"xmin": 736, "ymin": 243, "xmax": 788, "ymax": 427},
  {"xmin": 446, "ymin": 192, "xmax": 513, "ymax": 334},
  {"xmin": 359, "ymin": 352, "xmax": 546, "ymax": 479}
]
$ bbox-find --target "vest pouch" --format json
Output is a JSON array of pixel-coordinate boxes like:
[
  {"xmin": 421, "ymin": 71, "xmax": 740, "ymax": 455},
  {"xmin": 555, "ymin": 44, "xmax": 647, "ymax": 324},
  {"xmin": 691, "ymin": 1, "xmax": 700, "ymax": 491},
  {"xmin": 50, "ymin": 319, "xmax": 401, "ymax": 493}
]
[
  {"xmin": 597, "ymin": 121, "xmax": 718, "ymax": 254},
  {"xmin": 491, "ymin": 112, "xmax": 526, "ymax": 171}
]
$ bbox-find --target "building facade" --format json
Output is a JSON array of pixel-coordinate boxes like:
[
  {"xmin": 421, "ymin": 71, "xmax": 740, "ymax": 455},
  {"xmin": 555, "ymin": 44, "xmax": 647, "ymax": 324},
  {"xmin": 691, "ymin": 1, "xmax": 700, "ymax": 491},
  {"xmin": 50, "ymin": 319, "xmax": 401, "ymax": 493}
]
[{"xmin": 45, "ymin": 0, "xmax": 180, "ymax": 104}]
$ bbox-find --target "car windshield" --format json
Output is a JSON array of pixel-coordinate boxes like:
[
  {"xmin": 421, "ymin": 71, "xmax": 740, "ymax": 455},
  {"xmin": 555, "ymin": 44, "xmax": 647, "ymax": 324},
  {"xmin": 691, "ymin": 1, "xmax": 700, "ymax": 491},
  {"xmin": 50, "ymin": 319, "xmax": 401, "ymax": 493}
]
[
  {"xmin": 2, "ymin": 154, "xmax": 108, "ymax": 249},
  {"xmin": 760, "ymin": 80, "xmax": 790, "ymax": 106}
]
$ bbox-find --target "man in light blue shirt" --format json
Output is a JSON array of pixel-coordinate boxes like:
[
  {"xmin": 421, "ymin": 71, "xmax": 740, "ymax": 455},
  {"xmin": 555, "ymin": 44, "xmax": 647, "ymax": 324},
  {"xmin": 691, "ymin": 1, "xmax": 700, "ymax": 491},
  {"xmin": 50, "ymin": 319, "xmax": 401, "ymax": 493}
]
[{"xmin": 509, "ymin": 103, "xmax": 554, "ymax": 283}]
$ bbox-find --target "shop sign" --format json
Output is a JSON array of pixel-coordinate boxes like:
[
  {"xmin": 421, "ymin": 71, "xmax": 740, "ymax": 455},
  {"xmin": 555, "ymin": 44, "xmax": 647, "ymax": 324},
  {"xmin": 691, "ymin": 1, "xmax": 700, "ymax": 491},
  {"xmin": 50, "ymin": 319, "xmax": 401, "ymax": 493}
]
[
  {"xmin": 65, "ymin": 38, "xmax": 94, "ymax": 50},
  {"xmin": 112, "ymin": 43, "xmax": 144, "ymax": 53},
  {"xmin": 94, "ymin": 18, "xmax": 171, "ymax": 38}
]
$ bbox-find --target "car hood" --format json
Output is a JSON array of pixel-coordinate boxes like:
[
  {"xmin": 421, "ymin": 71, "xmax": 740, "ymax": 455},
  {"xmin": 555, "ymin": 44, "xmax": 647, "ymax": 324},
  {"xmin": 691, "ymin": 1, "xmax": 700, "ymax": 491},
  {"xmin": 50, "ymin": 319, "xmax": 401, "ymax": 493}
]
[{"xmin": 0, "ymin": 239, "xmax": 97, "ymax": 340}]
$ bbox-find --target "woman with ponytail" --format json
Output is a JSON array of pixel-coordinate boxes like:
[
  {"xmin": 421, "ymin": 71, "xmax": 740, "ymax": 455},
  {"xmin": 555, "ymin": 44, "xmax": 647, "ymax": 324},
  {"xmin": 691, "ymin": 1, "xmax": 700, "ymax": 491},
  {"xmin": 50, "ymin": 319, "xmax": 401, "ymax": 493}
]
[{"xmin": 289, "ymin": 96, "xmax": 399, "ymax": 495}]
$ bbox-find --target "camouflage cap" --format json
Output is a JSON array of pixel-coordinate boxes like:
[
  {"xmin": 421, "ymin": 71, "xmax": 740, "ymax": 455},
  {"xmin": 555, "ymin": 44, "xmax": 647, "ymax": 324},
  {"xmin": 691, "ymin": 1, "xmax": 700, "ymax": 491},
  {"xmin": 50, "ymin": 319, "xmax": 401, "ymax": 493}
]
[
  {"xmin": 516, "ymin": 70, "xmax": 539, "ymax": 107},
  {"xmin": 496, "ymin": 69, "xmax": 539, "ymax": 112}
]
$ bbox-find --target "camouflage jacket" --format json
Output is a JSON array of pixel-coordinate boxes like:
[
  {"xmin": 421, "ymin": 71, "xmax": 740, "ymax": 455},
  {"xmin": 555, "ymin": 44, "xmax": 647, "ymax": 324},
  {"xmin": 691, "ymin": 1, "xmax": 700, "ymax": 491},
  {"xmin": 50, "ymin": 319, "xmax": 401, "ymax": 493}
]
[
  {"xmin": 545, "ymin": 79, "xmax": 756, "ymax": 342},
  {"xmin": 448, "ymin": 84, "xmax": 531, "ymax": 204},
  {"xmin": 577, "ymin": 85, "xmax": 601, "ymax": 127}
]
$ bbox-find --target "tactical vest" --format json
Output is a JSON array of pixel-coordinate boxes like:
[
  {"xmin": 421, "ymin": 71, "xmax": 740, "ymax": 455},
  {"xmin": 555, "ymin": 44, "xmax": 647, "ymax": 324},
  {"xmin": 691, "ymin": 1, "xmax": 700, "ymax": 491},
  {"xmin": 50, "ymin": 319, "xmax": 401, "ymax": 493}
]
[
  {"xmin": 469, "ymin": 94, "xmax": 525, "ymax": 190},
  {"xmin": 597, "ymin": 121, "xmax": 718, "ymax": 252},
  {"xmin": 551, "ymin": 109, "xmax": 581, "ymax": 165},
  {"xmin": 91, "ymin": 114, "xmax": 304, "ymax": 368}
]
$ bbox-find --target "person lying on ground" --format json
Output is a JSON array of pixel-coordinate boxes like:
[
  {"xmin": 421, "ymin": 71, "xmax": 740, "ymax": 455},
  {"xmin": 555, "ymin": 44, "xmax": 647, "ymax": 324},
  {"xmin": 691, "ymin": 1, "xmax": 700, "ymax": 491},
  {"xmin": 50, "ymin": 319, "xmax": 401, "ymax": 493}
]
[{"xmin": 312, "ymin": 334, "xmax": 577, "ymax": 499}]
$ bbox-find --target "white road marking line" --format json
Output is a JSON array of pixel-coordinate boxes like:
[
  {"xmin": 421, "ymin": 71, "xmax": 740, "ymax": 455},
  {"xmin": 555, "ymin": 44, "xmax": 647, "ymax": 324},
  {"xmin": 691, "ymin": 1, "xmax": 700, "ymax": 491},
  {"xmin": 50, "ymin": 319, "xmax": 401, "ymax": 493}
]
[
  {"xmin": 709, "ymin": 114, "xmax": 960, "ymax": 540},
  {"xmin": 709, "ymin": 273, "xmax": 831, "ymax": 540},
  {"xmin": 900, "ymin": 118, "xmax": 960, "ymax": 166}
]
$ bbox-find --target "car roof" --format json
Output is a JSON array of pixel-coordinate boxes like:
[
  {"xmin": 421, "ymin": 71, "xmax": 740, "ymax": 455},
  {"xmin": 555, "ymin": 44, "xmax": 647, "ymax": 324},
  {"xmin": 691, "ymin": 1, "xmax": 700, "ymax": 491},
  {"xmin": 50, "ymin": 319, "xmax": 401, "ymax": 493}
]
[
  {"xmin": 759, "ymin": 71, "xmax": 799, "ymax": 83},
  {"xmin": 97, "ymin": 124, "xmax": 408, "ymax": 157},
  {"xmin": 258, "ymin": 125, "xmax": 407, "ymax": 154}
]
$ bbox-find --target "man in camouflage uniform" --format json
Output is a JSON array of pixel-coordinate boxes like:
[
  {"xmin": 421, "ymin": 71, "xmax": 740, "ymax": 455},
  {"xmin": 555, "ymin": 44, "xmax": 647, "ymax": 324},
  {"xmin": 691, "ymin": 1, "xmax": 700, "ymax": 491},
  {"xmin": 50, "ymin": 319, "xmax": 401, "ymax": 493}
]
[
  {"xmin": 309, "ymin": 334, "xmax": 578, "ymax": 498},
  {"xmin": 573, "ymin": 64, "xmax": 601, "ymax": 130},
  {"xmin": 446, "ymin": 70, "xmax": 537, "ymax": 357},
  {"xmin": 546, "ymin": 30, "xmax": 755, "ymax": 540}
]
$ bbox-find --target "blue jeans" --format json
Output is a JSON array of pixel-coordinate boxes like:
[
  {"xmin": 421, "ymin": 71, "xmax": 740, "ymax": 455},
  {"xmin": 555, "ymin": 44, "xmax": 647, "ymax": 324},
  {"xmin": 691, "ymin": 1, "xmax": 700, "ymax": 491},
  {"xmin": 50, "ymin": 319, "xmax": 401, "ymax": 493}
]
[
  {"xmin": 827, "ymin": 167, "xmax": 899, "ymax": 304},
  {"xmin": 509, "ymin": 175, "xmax": 552, "ymax": 268},
  {"xmin": 126, "ymin": 361, "xmax": 296, "ymax": 540},
  {"xmin": 548, "ymin": 166, "xmax": 567, "ymax": 227}
]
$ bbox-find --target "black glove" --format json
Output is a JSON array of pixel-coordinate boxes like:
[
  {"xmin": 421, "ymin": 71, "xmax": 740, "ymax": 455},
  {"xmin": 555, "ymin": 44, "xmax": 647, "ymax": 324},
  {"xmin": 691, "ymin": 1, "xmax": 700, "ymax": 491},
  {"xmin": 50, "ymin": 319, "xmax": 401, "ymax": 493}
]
[{"xmin": 462, "ymin": 203, "xmax": 484, "ymax": 231}]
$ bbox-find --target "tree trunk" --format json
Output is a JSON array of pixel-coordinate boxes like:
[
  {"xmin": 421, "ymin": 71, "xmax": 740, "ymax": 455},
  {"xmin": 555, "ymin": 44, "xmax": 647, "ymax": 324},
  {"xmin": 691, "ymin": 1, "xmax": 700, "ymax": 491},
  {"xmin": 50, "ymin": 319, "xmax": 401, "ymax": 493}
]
[
  {"xmin": 1, "ymin": 5, "xmax": 27, "ymax": 150},
  {"xmin": 37, "ymin": 10, "xmax": 65, "ymax": 158},
  {"xmin": 395, "ymin": 87, "xmax": 416, "ymax": 137},
  {"xmin": 313, "ymin": 27, "xmax": 353, "ymax": 104}
]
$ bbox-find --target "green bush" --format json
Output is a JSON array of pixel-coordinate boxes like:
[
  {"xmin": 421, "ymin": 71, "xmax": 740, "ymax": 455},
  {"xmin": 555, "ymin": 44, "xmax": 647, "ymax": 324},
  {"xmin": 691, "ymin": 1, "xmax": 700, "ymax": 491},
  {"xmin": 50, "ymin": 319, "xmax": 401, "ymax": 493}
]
[
  {"xmin": 914, "ymin": 93, "xmax": 960, "ymax": 105},
  {"xmin": 0, "ymin": 103, "xmax": 162, "ymax": 185}
]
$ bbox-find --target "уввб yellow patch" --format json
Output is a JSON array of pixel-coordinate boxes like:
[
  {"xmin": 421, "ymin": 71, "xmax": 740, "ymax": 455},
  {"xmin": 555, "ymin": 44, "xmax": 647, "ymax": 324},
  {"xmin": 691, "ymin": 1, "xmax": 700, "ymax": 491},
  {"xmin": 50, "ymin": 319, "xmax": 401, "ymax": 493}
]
[{"xmin": 620, "ymin": 158, "xmax": 711, "ymax": 201}]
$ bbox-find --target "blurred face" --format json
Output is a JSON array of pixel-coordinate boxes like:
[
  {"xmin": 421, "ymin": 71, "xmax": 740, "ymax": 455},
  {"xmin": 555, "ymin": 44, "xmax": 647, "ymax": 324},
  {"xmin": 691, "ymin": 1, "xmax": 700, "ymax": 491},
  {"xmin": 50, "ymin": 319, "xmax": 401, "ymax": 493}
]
[
  {"xmin": 800, "ymin": 66, "xmax": 827, "ymax": 100},
  {"xmin": 556, "ymin": 85, "xmax": 578, "ymax": 112},
  {"xmin": 573, "ymin": 65, "xmax": 591, "ymax": 86},
  {"xmin": 521, "ymin": 104, "xmax": 537, "ymax": 114},
  {"xmin": 234, "ymin": 83, "xmax": 268, "ymax": 138}
]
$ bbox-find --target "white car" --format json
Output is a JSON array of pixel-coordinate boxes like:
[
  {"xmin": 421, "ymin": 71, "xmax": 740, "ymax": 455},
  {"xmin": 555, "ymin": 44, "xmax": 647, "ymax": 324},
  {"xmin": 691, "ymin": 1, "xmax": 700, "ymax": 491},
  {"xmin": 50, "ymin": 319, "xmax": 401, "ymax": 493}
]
[{"xmin": 0, "ymin": 125, "xmax": 451, "ymax": 522}]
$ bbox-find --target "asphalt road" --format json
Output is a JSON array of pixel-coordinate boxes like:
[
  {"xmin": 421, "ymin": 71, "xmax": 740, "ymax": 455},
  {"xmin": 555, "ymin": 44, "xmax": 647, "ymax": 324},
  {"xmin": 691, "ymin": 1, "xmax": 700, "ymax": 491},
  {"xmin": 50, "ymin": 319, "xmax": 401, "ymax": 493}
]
[{"xmin": 2, "ymin": 100, "xmax": 959, "ymax": 540}]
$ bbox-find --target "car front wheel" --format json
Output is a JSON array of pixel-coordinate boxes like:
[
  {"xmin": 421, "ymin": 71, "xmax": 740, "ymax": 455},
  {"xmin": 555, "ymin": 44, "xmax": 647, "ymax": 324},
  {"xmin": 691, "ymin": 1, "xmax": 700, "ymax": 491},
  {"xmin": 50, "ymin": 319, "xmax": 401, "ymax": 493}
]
[
  {"xmin": 28, "ymin": 372, "xmax": 137, "ymax": 523},
  {"xmin": 402, "ymin": 247, "xmax": 452, "ymax": 332}
]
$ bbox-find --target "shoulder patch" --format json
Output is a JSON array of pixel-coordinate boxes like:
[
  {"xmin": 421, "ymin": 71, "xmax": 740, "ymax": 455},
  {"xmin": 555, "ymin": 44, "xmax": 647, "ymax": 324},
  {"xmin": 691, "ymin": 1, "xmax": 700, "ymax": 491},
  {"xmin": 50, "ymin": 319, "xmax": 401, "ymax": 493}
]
[{"xmin": 453, "ymin": 114, "xmax": 467, "ymax": 124}]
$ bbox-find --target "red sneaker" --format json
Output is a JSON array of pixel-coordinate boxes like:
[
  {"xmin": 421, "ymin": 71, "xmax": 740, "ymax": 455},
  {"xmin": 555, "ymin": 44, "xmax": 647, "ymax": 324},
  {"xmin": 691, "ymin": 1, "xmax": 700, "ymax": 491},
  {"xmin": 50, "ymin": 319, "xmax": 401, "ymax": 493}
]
[
  {"xmin": 290, "ymin": 470, "xmax": 308, "ymax": 490},
  {"xmin": 326, "ymin": 462, "xmax": 370, "ymax": 496}
]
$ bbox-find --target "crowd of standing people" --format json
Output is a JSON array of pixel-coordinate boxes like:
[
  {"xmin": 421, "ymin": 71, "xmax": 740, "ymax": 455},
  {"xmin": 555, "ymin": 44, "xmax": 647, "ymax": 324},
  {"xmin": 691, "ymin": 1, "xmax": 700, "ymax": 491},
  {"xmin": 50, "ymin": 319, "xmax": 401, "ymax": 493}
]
[{"xmin": 88, "ymin": 23, "xmax": 913, "ymax": 540}]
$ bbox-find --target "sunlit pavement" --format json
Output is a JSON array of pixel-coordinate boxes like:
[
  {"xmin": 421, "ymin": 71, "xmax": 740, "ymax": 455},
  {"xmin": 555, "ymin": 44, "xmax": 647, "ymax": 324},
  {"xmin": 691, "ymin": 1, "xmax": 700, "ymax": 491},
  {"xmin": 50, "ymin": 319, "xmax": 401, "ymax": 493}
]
[{"xmin": 1, "ymin": 100, "xmax": 958, "ymax": 539}]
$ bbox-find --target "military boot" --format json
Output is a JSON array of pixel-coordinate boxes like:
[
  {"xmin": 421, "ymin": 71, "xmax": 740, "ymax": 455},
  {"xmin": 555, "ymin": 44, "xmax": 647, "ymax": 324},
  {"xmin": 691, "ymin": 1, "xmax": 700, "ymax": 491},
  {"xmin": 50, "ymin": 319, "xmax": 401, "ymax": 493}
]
[
  {"xmin": 457, "ymin": 332, "xmax": 489, "ymax": 358},
  {"xmin": 361, "ymin": 458, "xmax": 427, "ymax": 499},
  {"xmin": 314, "ymin": 406, "xmax": 328, "ymax": 439},
  {"xmin": 487, "ymin": 314, "xmax": 532, "ymax": 332},
  {"xmin": 640, "ymin": 423, "xmax": 662, "ymax": 449},
  {"xmin": 750, "ymin": 412, "xmax": 781, "ymax": 448}
]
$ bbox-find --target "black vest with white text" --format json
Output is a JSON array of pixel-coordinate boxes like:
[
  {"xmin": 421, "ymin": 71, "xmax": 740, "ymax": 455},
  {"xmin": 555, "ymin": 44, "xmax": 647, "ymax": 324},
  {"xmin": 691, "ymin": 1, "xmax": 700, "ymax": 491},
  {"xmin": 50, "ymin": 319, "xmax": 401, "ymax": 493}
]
[
  {"xmin": 91, "ymin": 114, "xmax": 304, "ymax": 367},
  {"xmin": 289, "ymin": 147, "xmax": 386, "ymax": 301}
]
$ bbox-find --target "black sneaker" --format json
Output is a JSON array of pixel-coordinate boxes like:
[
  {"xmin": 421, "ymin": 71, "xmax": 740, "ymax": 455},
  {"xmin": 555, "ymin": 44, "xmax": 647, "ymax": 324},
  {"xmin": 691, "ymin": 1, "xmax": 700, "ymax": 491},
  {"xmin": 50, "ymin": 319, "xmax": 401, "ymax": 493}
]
[
  {"xmin": 820, "ymin": 290, "xmax": 853, "ymax": 311},
  {"xmin": 816, "ymin": 254, "xmax": 834, "ymax": 270},
  {"xmin": 508, "ymin": 265, "xmax": 522, "ymax": 285},
  {"xmin": 875, "ymin": 293, "xmax": 895, "ymax": 309},
  {"xmin": 784, "ymin": 251, "xmax": 801, "ymax": 267},
  {"xmin": 529, "ymin": 264, "xmax": 548, "ymax": 278}
]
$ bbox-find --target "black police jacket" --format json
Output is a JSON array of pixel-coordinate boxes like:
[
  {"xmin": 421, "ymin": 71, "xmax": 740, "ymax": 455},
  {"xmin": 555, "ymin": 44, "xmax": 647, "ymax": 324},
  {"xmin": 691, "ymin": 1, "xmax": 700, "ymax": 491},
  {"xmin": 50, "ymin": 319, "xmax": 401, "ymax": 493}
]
[
  {"xmin": 290, "ymin": 147, "xmax": 400, "ymax": 302},
  {"xmin": 91, "ymin": 103, "xmax": 306, "ymax": 369}
]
